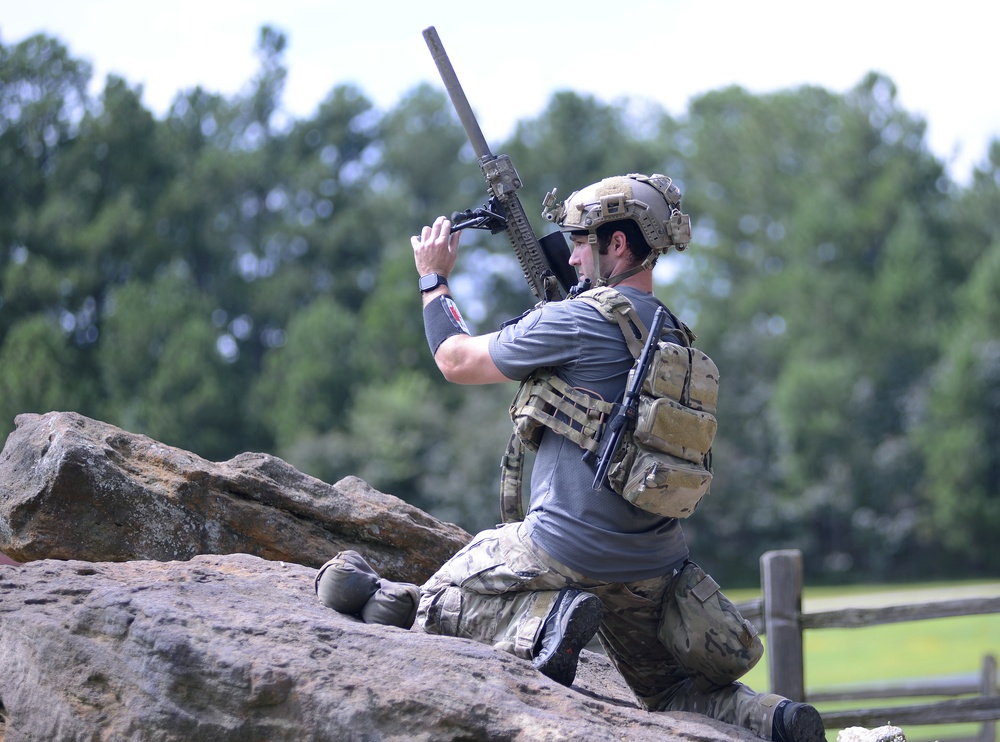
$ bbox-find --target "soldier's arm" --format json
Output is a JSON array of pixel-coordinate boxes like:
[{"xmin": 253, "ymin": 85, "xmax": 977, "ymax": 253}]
[
  {"xmin": 433, "ymin": 331, "xmax": 509, "ymax": 385},
  {"xmin": 413, "ymin": 217, "xmax": 512, "ymax": 386}
]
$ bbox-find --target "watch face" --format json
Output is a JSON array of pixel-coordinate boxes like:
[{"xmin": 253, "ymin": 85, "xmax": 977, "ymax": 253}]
[{"xmin": 419, "ymin": 273, "xmax": 445, "ymax": 292}]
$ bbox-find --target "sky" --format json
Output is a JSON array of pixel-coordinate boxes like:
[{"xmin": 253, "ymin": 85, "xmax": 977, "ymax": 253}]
[{"xmin": 2, "ymin": 0, "xmax": 998, "ymax": 185}]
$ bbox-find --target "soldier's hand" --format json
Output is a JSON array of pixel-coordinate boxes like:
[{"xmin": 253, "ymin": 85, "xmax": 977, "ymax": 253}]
[{"xmin": 411, "ymin": 216, "xmax": 461, "ymax": 278}]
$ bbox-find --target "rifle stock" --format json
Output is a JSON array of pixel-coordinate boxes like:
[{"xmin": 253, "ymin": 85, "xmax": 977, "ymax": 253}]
[{"xmin": 422, "ymin": 26, "xmax": 566, "ymax": 304}]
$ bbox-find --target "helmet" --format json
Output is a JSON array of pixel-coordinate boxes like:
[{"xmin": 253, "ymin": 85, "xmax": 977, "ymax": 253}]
[{"xmin": 542, "ymin": 173, "xmax": 692, "ymax": 267}]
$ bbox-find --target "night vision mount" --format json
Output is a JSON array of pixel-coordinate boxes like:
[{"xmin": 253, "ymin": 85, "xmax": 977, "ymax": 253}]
[{"xmin": 450, "ymin": 195, "xmax": 508, "ymax": 234}]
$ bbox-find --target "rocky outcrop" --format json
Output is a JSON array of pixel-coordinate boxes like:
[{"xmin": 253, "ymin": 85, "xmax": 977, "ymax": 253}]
[
  {"xmin": 0, "ymin": 411, "xmax": 469, "ymax": 583},
  {"xmin": 0, "ymin": 553, "xmax": 758, "ymax": 741},
  {"xmin": 0, "ymin": 411, "xmax": 764, "ymax": 740}
]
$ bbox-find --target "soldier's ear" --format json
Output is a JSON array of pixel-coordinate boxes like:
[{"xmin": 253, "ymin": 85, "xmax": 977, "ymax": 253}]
[{"xmin": 611, "ymin": 230, "xmax": 629, "ymax": 255}]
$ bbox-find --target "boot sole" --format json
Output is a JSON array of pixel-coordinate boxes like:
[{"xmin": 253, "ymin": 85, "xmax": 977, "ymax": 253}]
[
  {"xmin": 787, "ymin": 703, "xmax": 826, "ymax": 742},
  {"xmin": 532, "ymin": 595, "xmax": 603, "ymax": 686}
]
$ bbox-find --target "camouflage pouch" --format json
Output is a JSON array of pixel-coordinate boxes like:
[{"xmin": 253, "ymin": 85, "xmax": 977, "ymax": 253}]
[
  {"xmin": 612, "ymin": 440, "xmax": 712, "ymax": 519},
  {"xmin": 658, "ymin": 562, "xmax": 763, "ymax": 690}
]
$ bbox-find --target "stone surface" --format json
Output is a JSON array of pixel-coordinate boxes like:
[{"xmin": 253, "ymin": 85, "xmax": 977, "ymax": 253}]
[
  {"xmin": 0, "ymin": 553, "xmax": 760, "ymax": 742},
  {"xmin": 837, "ymin": 726, "xmax": 906, "ymax": 742},
  {"xmin": 0, "ymin": 411, "xmax": 470, "ymax": 583}
]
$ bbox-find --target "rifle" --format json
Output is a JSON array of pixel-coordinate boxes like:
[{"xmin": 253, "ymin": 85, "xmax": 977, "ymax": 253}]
[
  {"xmin": 422, "ymin": 26, "xmax": 576, "ymax": 303},
  {"xmin": 590, "ymin": 306, "xmax": 667, "ymax": 490}
]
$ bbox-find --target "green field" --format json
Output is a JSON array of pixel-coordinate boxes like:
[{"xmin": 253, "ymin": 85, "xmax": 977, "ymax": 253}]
[{"xmin": 726, "ymin": 582, "xmax": 1000, "ymax": 741}]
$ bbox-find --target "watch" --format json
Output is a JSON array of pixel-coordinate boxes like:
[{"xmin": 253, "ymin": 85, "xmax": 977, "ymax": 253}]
[{"xmin": 418, "ymin": 273, "xmax": 448, "ymax": 293}]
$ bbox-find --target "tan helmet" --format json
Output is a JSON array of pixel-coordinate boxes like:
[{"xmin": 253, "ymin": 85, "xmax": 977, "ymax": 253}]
[{"xmin": 541, "ymin": 173, "xmax": 692, "ymax": 286}]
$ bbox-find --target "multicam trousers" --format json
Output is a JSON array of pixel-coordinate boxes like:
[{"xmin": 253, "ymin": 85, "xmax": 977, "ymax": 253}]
[{"xmin": 415, "ymin": 522, "xmax": 787, "ymax": 740}]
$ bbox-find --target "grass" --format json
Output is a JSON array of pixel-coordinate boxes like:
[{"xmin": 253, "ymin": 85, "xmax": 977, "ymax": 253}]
[{"xmin": 725, "ymin": 582, "xmax": 1000, "ymax": 741}]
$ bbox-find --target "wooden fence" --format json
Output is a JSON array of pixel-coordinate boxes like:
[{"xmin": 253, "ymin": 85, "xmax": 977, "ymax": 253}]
[{"xmin": 734, "ymin": 549, "xmax": 1000, "ymax": 740}]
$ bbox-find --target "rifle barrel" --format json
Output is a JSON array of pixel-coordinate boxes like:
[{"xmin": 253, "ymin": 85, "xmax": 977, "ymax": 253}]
[{"xmin": 422, "ymin": 27, "xmax": 493, "ymax": 160}]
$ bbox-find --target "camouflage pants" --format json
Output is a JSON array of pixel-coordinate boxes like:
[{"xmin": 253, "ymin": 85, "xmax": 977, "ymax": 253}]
[{"xmin": 415, "ymin": 522, "xmax": 787, "ymax": 740}]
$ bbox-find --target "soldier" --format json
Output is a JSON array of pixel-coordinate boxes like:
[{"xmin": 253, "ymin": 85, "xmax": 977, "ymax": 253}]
[{"xmin": 317, "ymin": 174, "xmax": 825, "ymax": 742}]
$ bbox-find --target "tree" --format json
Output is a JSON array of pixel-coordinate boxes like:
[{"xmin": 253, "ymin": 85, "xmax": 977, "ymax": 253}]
[
  {"xmin": 669, "ymin": 75, "xmax": 950, "ymax": 581},
  {"xmin": 250, "ymin": 297, "xmax": 360, "ymax": 451},
  {"xmin": 5, "ymin": 25, "xmax": 997, "ymax": 577},
  {"xmin": 0, "ymin": 33, "xmax": 90, "ymax": 251},
  {"xmin": 0, "ymin": 35, "xmax": 168, "ymax": 440},
  {"xmin": 0, "ymin": 314, "xmax": 98, "ymax": 427},
  {"xmin": 916, "ymin": 143, "xmax": 1000, "ymax": 572},
  {"xmin": 918, "ymin": 243, "xmax": 1000, "ymax": 570}
]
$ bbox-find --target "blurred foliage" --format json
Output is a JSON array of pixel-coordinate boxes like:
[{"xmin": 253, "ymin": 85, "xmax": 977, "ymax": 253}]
[{"xmin": 1, "ymin": 29, "xmax": 997, "ymax": 583}]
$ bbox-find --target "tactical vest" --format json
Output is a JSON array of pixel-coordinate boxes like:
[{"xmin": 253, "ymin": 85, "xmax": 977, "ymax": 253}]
[{"xmin": 499, "ymin": 287, "xmax": 718, "ymax": 523}]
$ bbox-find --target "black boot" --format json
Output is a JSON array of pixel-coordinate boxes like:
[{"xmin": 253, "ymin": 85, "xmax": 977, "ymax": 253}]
[
  {"xmin": 532, "ymin": 588, "xmax": 603, "ymax": 686},
  {"xmin": 772, "ymin": 699, "xmax": 825, "ymax": 742}
]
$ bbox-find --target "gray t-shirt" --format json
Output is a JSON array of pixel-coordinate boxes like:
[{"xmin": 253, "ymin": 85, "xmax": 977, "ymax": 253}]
[{"xmin": 489, "ymin": 286, "xmax": 689, "ymax": 582}]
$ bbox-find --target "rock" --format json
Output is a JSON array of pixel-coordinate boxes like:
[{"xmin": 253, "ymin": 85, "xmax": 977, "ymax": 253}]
[
  {"xmin": 0, "ymin": 411, "xmax": 470, "ymax": 583},
  {"xmin": 0, "ymin": 553, "xmax": 759, "ymax": 741},
  {"xmin": 837, "ymin": 726, "xmax": 906, "ymax": 742}
]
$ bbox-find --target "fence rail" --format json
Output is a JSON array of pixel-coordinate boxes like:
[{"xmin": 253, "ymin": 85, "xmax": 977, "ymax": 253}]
[
  {"xmin": 736, "ymin": 597, "xmax": 1000, "ymax": 633},
  {"xmin": 807, "ymin": 669, "xmax": 986, "ymax": 702},
  {"xmin": 734, "ymin": 550, "xmax": 999, "ymax": 741}
]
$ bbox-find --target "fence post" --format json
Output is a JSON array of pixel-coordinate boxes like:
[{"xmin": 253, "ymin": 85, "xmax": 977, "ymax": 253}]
[
  {"xmin": 761, "ymin": 549, "xmax": 805, "ymax": 701},
  {"xmin": 980, "ymin": 654, "xmax": 997, "ymax": 742}
]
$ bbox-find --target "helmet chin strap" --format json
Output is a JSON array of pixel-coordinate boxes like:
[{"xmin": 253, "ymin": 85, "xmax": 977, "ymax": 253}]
[
  {"xmin": 588, "ymin": 232, "xmax": 659, "ymax": 288},
  {"xmin": 588, "ymin": 234, "xmax": 606, "ymax": 286},
  {"xmin": 603, "ymin": 264, "xmax": 646, "ymax": 287}
]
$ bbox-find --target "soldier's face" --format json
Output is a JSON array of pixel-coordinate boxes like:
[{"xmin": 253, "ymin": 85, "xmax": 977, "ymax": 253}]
[{"xmin": 569, "ymin": 235, "xmax": 598, "ymax": 281}]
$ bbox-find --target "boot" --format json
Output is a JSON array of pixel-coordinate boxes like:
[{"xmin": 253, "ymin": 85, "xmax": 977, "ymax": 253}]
[
  {"xmin": 771, "ymin": 699, "xmax": 825, "ymax": 742},
  {"xmin": 532, "ymin": 588, "xmax": 603, "ymax": 686}
]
